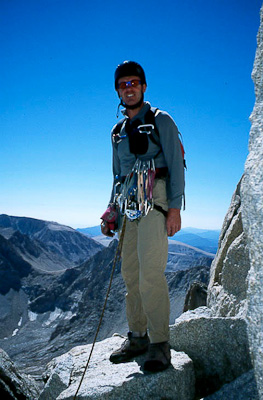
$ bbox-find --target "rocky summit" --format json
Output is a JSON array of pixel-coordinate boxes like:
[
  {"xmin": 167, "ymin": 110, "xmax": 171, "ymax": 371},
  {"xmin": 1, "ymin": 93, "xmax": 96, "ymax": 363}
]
[{"xmin": 39, "ymin": 336, "xmax": 195, "ymax": 400}]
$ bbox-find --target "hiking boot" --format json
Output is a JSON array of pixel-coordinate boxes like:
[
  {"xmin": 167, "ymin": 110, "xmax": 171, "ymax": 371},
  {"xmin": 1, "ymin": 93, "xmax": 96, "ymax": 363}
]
[
  {"xmin": 110, "ymin": 332, "xmax": 149, "ymax": 364},
  {"xmin": 143, "ymin": 341, "xmax": 171, "ymax": 372}
]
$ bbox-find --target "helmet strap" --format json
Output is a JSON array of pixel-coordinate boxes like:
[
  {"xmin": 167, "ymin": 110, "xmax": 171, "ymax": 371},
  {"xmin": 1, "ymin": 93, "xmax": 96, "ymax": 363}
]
[{"xmin": 116, "ymin": 101, "xmax": 122, "ymax": 118}]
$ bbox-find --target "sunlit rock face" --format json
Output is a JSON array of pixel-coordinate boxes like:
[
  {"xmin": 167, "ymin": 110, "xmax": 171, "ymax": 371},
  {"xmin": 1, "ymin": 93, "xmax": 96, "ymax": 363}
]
[
  {"xmin": 207, "ymin": 179, "xmax": 250, "ymax": 318},
  {"xmin": 241, "ymin": 5, "xmax": 263, "ymax": 399}
]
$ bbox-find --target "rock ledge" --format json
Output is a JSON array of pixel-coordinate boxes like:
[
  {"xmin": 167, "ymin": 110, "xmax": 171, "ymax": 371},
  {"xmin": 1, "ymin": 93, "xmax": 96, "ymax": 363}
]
[{"xmin": 39, "ymin": 335, "xmax": 195, "ymax": 400}]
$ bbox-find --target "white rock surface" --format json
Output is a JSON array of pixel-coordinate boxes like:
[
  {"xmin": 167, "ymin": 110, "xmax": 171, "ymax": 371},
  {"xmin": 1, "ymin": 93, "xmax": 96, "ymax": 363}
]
[
  {"xmin": 241, "ymin": 4, "xmax": 263, "ymax": 399},
  {"xmin": 39, "ymin": 335, "xmax": 195, "ymax": 400},
  {"xmin": 207, "ymin": 181, "xmax": 249, "ymax": 318}
]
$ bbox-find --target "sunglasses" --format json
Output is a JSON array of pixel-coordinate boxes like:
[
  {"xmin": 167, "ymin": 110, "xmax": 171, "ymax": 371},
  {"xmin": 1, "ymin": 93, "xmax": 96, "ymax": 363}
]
[{"xmin": 117, "ymin": 79, "xmax": 141, "ymax": 89}]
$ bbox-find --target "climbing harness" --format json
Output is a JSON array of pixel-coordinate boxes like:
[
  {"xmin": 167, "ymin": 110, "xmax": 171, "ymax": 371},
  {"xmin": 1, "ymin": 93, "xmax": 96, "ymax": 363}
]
[
  {"xmin": 112, "ymin": 107, "xmax": 187, "ymax": 170},
  {"xmin": 73, "ymin": 216, "xmax": 127, "ymax": 399}
]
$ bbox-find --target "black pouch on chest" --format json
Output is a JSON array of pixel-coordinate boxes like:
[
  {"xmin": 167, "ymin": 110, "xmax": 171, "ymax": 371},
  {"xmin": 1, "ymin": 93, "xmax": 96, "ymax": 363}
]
[{"xmin": 126, "ymin": 119, "xmax": 149, "ymax": 155}]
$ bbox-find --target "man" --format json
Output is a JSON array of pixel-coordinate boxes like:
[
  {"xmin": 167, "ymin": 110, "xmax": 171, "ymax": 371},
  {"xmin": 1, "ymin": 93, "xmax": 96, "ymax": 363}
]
[{"xmin": 101, "ymin": 61, "xmax": 185, "ymax": 372}]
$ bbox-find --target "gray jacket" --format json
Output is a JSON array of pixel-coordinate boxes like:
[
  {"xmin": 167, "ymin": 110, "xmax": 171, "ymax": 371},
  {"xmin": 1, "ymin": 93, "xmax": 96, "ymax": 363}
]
[{"xmin": 110, "ymin": 102, "xmax": 185, "ymax": 209}]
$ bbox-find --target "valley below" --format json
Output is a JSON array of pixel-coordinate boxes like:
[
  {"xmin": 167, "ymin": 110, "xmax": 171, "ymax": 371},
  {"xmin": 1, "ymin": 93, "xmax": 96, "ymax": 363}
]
[{"xmin": 0, "ymin": 214, "xmax": 214, "ymax": 388}]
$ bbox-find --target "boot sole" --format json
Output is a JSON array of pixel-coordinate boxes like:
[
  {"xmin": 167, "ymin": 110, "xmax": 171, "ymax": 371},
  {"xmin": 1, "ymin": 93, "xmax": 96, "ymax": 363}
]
[
  {"xmin": 143, "ymin": 360, "xmax": 171, "ymax": 372},
  {"xmin": 110, "ymin": 348, "xmax": 148, "ymax": 364}
]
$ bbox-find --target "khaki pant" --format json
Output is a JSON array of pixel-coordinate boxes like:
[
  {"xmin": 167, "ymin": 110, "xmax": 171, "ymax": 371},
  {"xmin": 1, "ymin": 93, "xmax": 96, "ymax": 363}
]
[{"xmin": 121, "ymin": 178, "xmax": 170, "ymax": 343}]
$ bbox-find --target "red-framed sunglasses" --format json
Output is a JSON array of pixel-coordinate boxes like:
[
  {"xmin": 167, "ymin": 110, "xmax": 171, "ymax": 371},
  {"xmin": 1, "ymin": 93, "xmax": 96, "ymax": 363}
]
[{"xmin": 117, "ymin": 79, "xmax": 142, "ymax": 89}]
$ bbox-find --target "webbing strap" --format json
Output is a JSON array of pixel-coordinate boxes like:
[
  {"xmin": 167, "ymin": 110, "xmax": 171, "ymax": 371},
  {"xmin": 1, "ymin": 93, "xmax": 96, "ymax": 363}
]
[{"xmin": 153, "ymin": 204, "xmax": 168, "ymax": 218}]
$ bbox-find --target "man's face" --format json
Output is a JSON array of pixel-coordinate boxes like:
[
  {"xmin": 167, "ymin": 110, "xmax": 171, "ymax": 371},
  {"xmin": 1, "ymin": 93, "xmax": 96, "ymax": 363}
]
[{"xmin": 117, "ymin": 75, "xmax": 147, "ymax": 108}]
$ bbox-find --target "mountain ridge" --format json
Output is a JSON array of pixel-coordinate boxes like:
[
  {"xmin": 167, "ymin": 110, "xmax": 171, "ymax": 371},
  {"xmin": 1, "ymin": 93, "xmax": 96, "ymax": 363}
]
[
  {"xmin": 0, "ymin": 215, "xmax": 212, "ymax": 382},
  {"xmin": 78, "ymin": 225, "xmax": 220, "ymax": 254},
  {"xmin": 0, "ymin": 214, "xmax": 103, "ymax": 271}
]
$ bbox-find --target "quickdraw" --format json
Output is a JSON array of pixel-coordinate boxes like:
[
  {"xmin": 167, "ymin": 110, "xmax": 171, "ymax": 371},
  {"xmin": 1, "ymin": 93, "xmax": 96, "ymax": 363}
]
[{"xmin": 115, "ymin": 158, "xmax": 156, "ymax": 222}]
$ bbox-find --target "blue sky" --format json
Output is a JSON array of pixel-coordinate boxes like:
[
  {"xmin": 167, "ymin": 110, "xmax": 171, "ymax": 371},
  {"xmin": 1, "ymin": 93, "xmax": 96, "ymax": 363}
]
[{"xmin": 1, "ymin": 0, "xmax": 262, "ymax": 229}]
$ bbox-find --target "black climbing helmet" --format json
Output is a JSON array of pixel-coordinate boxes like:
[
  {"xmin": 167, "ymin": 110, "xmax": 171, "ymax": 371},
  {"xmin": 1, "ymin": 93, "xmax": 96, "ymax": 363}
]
[{"xmin": 114, "ymin": 61, "xmax": 147, "ymax": 90}]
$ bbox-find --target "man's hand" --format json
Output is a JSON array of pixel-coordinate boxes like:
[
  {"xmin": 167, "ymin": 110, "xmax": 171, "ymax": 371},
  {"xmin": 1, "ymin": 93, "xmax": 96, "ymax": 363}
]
[
  {"xmin": 166, "ymin": 208, "xmax": 181, "ymax": 237},
  {"xmin": 101, "ymin": 221, "xmax": 115, "ymax": 237}
]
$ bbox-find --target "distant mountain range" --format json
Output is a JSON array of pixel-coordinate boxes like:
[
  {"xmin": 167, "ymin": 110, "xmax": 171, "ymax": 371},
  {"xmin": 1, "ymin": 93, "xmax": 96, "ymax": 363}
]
[
  {"xmin": 78, "ymin": 226, "xmax": 220, "ymax": 254},
  {"xmin": 172, "ymin": 228, "xmax": 220, "ymax": 254},
  {"xmin": 0, "ymin": 214, "xmax": 214, "ymax": 382}
]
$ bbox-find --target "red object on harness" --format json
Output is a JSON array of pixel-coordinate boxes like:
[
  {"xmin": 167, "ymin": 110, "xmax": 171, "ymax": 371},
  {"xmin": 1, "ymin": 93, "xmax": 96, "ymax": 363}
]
[{"xmin": 101, "ymin": 205, "xmax": 118, "ymax": 231}]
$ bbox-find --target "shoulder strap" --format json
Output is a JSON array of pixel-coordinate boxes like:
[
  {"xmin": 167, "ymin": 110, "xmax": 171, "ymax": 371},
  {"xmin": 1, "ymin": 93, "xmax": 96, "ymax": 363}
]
[
  {"xmin": 112, "ymin": 109, "xmax": 186, "ymax": 170},
  {"xmin": 112, "ymin": 108, "xmax": 158, "ymax": 139},
  {"xmin": 148, "ymin": 107, "xmax": 186, "ymax": 169},
  {"xmin": 145, "ymin": 107, "xmax": 160, "ymax": 145},
  {"xmin": 112, "ymin": 118, "xmax": 126, "ymax": 136},
  {"xmin": 143, "ymin": 108, "xmax": 162, "ymax": 158},
  {"xmin": 112, "ymin": 118, "xmax": 126, "ymax": 144}
]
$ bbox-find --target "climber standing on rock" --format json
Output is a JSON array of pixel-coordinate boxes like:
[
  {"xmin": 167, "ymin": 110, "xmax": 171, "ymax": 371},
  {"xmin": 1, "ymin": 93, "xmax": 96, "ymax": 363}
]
[{"xmin": 101, "ymin": 61, "xmax": 185, "ymax": 372}]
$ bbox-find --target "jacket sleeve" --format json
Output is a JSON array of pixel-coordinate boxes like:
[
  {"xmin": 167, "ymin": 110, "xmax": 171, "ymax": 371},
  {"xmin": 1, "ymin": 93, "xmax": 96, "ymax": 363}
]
[
  {"xmin": 109, "ymin": 128, "xmax": 121, "ymax": 205},
  {"xmin": 155, "ymin": 112, "xmax": 185, "ymax": 209}
]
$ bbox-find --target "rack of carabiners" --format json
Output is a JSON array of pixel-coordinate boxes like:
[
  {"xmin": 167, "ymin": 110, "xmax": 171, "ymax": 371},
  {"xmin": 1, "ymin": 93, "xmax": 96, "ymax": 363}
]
[{"xmin": 115, "ymin": 159, "xmax": 156, "ymax": 221}]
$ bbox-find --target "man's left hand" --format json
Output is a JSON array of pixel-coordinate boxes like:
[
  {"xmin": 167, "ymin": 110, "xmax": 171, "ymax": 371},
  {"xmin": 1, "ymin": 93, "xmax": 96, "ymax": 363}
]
[{"xmin": 166, "ymin": 208, "xmax": 181, "ymax": 237}]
